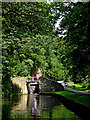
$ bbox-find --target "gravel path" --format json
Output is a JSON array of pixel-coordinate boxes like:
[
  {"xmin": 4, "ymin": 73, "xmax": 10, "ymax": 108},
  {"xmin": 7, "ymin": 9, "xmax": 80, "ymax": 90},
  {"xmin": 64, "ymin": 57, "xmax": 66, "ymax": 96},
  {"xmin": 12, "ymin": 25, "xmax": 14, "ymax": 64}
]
[{"xmin": 64, "ymin": 86, "xmax": 90, "ymax": 95}]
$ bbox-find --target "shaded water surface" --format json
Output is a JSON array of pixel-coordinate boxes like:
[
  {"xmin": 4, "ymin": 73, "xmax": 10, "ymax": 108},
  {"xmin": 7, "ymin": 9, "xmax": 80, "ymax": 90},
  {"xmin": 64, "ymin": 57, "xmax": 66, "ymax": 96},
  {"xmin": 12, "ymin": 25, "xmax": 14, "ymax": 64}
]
[{"xmin": 2, "ymin": 94, "xmax": 82, "ymax": 119}]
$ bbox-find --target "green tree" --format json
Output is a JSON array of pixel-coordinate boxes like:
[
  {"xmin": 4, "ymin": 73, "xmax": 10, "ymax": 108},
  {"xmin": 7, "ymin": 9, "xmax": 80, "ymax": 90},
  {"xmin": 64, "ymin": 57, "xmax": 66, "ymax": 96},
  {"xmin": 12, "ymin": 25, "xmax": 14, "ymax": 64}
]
[
  {"xmin": 50, "ymin": 2, "xmax": 90, "ymax": 83},
  {"xmin": 2, "ymin": 2, "xmax": 53, "ymax": 97}
]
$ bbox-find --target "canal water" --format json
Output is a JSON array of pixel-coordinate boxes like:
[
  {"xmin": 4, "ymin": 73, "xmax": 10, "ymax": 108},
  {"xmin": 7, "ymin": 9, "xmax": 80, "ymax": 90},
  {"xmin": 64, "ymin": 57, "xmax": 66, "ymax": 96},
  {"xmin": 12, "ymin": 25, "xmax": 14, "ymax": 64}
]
[{"xmin": 2, "ymin": 94, "xmax": 82, "ymax": 119}]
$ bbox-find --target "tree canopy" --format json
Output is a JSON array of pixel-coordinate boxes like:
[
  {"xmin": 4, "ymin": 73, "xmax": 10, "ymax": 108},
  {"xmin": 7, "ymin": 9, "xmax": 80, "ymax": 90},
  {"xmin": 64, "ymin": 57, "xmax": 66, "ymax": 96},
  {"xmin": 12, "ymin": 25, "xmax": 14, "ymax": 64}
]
[
  {"xmin": 2, "ymin": 2, "xmax": 90, "ymax": 97},
  {"xmin": 50, "ymin": 2, "xmax": 90, "ymax": 83}
]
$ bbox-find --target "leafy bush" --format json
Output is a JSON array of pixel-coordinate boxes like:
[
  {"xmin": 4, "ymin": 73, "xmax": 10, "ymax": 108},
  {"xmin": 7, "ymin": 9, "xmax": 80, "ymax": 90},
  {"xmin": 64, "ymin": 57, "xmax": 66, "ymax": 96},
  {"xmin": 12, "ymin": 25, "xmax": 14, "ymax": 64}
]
[{"xmin": 12, "ymin": 83, "xmax": 21, "ymax": 96}]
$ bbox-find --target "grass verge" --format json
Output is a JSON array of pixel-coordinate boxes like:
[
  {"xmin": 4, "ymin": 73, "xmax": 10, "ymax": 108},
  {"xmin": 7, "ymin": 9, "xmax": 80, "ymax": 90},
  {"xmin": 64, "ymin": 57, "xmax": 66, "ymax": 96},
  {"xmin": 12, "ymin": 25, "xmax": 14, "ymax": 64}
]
[{"xmin": 52, "ymin": 91, "xmax": 90, "ymax": 108}]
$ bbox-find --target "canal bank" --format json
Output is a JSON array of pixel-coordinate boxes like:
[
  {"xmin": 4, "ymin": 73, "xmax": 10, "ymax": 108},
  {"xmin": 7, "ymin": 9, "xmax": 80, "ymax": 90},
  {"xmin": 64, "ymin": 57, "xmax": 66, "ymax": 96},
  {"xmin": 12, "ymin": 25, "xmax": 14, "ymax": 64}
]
[{"xmin": 40, "ymin": 91, "xmax": 90, "ymax": 120}]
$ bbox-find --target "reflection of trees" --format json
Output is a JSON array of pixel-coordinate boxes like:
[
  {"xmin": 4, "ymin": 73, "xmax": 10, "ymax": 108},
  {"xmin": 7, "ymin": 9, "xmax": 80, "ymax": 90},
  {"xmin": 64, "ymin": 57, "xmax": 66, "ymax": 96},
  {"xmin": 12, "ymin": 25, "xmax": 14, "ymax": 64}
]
[
  {"xmin": 2, "ymin": 103, "xmax": 12, "ymax": 120},
  {"xmin": 11, "ymin": 94, "xmax": 61, "ymax": 118},
  {"xmin": 3, "ymin": 95, "xmax": 82, "ymax": 119},
  {"xmin": 27, "ymin": 94, "xmax": 61, "ymax": 117},
  {"xmin": 40, "ymin": 95, "xmax": 60, "ymax": 111}
]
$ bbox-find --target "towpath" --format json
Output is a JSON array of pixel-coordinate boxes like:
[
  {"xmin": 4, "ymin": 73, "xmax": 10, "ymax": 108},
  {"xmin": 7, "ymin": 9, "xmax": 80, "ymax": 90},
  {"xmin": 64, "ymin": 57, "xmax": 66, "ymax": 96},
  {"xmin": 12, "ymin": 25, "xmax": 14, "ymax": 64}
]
[{"xmin": 64, "ymin": 86, "xmax": 90, "ymax": 95}]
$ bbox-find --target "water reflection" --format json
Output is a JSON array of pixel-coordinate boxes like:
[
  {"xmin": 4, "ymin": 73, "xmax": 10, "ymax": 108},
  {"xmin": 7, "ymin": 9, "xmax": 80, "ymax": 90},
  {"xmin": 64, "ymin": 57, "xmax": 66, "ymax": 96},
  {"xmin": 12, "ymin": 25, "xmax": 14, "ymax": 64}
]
[
  {"xmin": 11, "ymin": 95, "xmax": 28, "ymax": 115},
  {"xmin": 2, "ymin": 94, "xmax": 82, "ymax": 119},
  {"xmin": 27, "ymin": 94, "xmax": 40, "ymax": 116}
]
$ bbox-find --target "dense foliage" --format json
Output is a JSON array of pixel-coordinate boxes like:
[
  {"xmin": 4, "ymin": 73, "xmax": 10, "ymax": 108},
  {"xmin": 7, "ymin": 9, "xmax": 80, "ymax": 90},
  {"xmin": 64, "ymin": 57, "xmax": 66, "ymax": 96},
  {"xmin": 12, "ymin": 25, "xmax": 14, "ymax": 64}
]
[
  {"xmin": 2, "ymin": 2, "xmax": 90, "ymax": 97},
  {"xmin": 50, "ymin": 2, "xmax": 90, "ymax": 84}
]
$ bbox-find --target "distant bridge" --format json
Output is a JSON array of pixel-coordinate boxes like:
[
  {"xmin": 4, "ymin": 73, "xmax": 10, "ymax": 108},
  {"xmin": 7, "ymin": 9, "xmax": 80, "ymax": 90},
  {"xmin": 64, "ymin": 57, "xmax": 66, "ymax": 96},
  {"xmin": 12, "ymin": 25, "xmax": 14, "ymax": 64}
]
[
  {"xmin": 26, "ymin": 77, "xmax": 38, "ymax": 82},
  {"xmin": 11, "ymin": 77, "xmax": 64, "ymax": 94}
]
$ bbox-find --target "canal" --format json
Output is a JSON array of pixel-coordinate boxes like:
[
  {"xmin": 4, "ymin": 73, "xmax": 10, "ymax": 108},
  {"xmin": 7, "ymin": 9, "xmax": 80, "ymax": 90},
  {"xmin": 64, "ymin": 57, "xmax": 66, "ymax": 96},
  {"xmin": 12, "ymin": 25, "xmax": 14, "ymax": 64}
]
[{"xmin": 2, "ymin": 94, "xmax": 83, "ymax": 119}]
